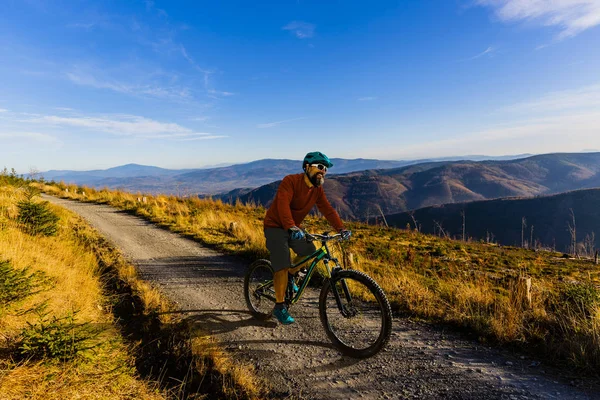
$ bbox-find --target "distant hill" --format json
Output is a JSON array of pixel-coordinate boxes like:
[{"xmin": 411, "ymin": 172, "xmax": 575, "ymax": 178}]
[
  {"xmin": 42, "ymin": 159, "xmax": 410, "ymax": 194},
  {"xmin": 222, "ymin": 152, "xmax": 600, "ymax": 221},
  {"xmin": 42, "ymin": 163, "xmax": 194, "ymax": 182},
  {"xmin": 382, "ymin": 188, "xmax": 600, "ymax": 252},
  {"xmin": 41, "ymin": 155, "xmax": 530, "ymax": 195}
]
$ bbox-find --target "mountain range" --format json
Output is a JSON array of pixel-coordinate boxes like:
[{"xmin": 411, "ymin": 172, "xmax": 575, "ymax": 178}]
[
  {"xmin": 41, "ymin": 151, "xmax": 600, "ymax": 250},
  {"xmin": 41, "ymin": 154, "xmax": 530, "ymax": 195},
  {"xmin": 224, "ymin": 152, "xmax": 600, "ymax": 221}
]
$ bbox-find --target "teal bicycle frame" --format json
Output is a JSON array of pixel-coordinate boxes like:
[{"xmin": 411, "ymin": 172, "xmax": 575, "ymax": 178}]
[{"xmin": 257, "ymin": 233, "xmax": 344, "ymax": 305}]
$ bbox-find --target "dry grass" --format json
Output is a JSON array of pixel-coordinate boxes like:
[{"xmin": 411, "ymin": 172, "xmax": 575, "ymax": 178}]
[
  {"xmin": 38, "ymin": 181, "xmax": 600, "ymax": 371},
  {"xmin": 0, "ymin": 184, "xmax": 165, "ymax": 399}
]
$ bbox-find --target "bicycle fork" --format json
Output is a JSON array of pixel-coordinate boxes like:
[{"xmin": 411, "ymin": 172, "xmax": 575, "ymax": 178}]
[{"xmin": 330, "ymin": 269, "xmax": 358, "ymax": 318}]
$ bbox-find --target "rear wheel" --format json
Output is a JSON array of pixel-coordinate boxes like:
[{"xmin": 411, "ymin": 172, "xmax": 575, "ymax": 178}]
[
  {"xmin": 319, "ymin": 270, "xmax": 392, "ymax": 358},
  {"xmin": 244, "ymin": 259, "xmax": 275, "ymax": 320}
]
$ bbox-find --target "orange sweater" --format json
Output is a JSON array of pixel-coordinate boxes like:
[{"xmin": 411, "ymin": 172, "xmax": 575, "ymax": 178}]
[{"xmin": 264, "ymin": 173, "xmax": 344, "ymax": 231}]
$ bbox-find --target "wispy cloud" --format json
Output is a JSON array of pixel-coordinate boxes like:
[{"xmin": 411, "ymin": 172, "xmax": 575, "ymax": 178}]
[
  {"xmin": 470, "ymin": 46, "xmax": 496, "ymax": 60},
  {"xmin": 282, "ymin": 21, "xmax": 316, "ymax": 39},
  {"xmin": 384, "ymin": 83, "xmax": 600, "ymax": 159},
  {"xmin": 257, "ymin": 117, "xmax": 306, "ymax": 128},
  {"xmin": 180, "ymin": 45, "xmax": 211, "ymax": 75},
  {"xmin": 67, "ymin": 22, "xmax": 96, "ymax": 30},
  {"xmin": 190, "ymin": 116, "xmax": 210, "ymax": 122},
  {"xmin": 180, "ymin": 45, "xmax": 234, "ymax": 98},
  {"xmin": 25, "ymin": 113, "xmax": 226, "ymax": 141},
  {"xmin": 208, "ymin": 89, "xmax": 235, "ymax": 97},
  {"xmin": 66, "ymin": 70, "xmax": 192, "ymax": 101},
  {"xmin": 358, "ymin": 97, "xmax": 377, "ymax": 101},
  {"xmin": 477, "ymin": 0, "xmax": 600, "ymax": 39},
  {"xmin": 501, "ymin": 83, "xmax": 600, "ymax": 114},
  {"xmin": 145, "ymin": 0, "xmax": 168, "ymax": 18},
  {"xmin": 0, "ymin": 109, "xmax": 7, "ymax": 113},
  {"xmin": 0, "ymin": 131, "xmax": 60, "ymax": 144},
  {"xmin": 390, "ymin": 111, "xmax": 600, "ymax": 159}
]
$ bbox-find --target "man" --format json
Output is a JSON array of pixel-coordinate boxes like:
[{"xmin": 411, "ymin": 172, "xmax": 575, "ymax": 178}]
[{"xmin": 263, "ymin": 151, "xmax": 351, "ymax": 325}]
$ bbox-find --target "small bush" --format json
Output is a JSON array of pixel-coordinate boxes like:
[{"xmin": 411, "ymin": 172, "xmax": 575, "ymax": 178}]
[
  {"xmin": 558, "ymin": 282, "xmax": 600, "ymax": 316},
  {"xmin": 17, "ymin": 199, "xmax": 60, "ymax": 236},
  {"xmin": 0, "ymin": 259, "xmax": 49, "ymax": 308},
  {"xmin": 365, "ymin": 242, "xmax": 392, "ymax": 261},
  {"xmin": 18, "ymin": 311, "xmax": 100, "ymax": 361}
]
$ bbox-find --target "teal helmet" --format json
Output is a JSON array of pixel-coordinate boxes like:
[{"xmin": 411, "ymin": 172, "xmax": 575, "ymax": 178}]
[{"xmin": 303, "ymin": 151, "xmax": 333, "ymax": 170}]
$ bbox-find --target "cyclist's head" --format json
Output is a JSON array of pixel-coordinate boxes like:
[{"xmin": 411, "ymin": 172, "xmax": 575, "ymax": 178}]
[
  {"xmin": 303, "ymin": 151, "xmax": 332, "ymax": 187},
  {"xmin": 302, "ymin": 151, "xmax": 333, "ymax": 172}
]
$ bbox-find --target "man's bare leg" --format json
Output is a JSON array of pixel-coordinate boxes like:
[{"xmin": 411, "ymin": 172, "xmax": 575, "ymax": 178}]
[{"xmin": 273, "ymin": 268, "xmax": 289, "ymax": 303}]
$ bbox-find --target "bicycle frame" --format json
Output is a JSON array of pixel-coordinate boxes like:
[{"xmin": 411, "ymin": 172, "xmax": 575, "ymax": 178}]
[
  {"xmin": 287, "ymin": 236, "xmax": 347, "ymax": 304},
  {"xmin": 253, "ymin": 233, "xmax": 351, "ymax": 310}
]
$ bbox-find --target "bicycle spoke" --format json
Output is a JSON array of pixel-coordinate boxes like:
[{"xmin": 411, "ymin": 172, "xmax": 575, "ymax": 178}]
[
  {"xmin": 320, "ymin": 270, "xmax": 392, "ymax": 358},
  {"xmin": 244, "ymin": 260, "xmax": 275, "ymax": 319}
]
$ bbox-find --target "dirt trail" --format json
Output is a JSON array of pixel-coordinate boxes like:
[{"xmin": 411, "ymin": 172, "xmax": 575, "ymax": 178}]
[{"xmin": 44, "ymin": 195, "xmax": 599, "ymax": 400}]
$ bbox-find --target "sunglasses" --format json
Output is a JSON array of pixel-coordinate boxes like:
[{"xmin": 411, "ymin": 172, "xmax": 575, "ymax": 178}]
[{"xmin": 310, "ymin": 163, "xmax": 328, "ymax": 172}]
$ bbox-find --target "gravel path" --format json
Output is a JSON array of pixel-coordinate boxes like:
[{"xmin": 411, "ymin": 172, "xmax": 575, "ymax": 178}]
[{"xmin": 44, "ymin": 195, "xmax": 599, "ymax": 400}]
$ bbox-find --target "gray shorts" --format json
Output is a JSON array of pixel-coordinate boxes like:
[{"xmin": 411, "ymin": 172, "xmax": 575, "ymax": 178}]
[{"xmin": 264, "ymin": 227, "xmax": 317, "ymax": 272}]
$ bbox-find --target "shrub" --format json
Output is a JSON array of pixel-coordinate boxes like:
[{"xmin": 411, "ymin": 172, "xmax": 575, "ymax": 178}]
[
  {"xmin": 558, "ymin": 282, "xmax": 600, "ymax": 317},
  {"xmin": 18, "ymin": 311, "xmax": 100, "ymax": 361},
  {"xmin": 0, "ymin": 259, "xmax": 49, "ymax": 308},
  {"xmin": 17, "ymin": 199, "xmax": 60, "ymax": 236}
]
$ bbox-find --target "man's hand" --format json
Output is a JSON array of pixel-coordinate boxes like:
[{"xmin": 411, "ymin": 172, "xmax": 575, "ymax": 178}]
[
  {"xmin": 288, "ymin": 226, "xmax": 305, "ymax": 240},
  {"xmin": 340, "ymin": 229, "xmax": 351, "ymax": 240}
]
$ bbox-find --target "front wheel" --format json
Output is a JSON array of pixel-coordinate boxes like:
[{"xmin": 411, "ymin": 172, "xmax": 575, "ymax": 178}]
[
  {"xmin": 244, "ymin": 259, "xmax": 275, "ymax": 320},
  {"xmin": 319, "ymin": 270, "xmax": 392, "ymax": 358}
]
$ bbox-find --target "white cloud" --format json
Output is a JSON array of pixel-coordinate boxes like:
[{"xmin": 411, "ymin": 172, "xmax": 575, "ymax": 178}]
[
  {"xmin": 468, "ymin": 46, "xmax": 496, "ymax": 60},
  {"xmin": 190, "ymin": 116, "xmax": 210, "ymax": 122},
  {"xmin": 386, "ymin": 82, "xmax": 600, "ymax": 159},
  {"xmin": 0, "ymin": 109, "xmax": 7, "ymax": 112},
  {"xmin": 0, "ymin": 131, "xmax": 60, "ymax": 144},
  {"xmin": 208, "ymin": 89, "xmax": 235, "ymax": 97},
  {"xmin": 386, "ymin": 111, "xmax": 600, "ymax": 159},
  {"xmin": 257, "ymin": 117, "xmax": 306, "ymax": 128},
  {"xmin": 358, "ymin": 97, "xmax": 377, "ymax": 101},
  {"xmin": 477, "ymin": 0, "xmax": 600, "ymax": 39},
  {"xmin": 502, "ymin": 83, "xmax": 600, "ymax": 113},
  {"xmin": 66, "ymin": 70, "xmax": 192, "ymax": 101},
  {"xmin": 282, "ymin": 21, "xmax": 316, "ymax": 39},
  {"xmin": 26, "ymin": 114, "xmax": 226, "ymax": 141}
]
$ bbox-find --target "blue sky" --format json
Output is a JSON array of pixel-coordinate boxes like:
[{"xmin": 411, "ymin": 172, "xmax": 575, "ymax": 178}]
[{"xmin": 1, "ymin": 0, "xmax": 600, "ymax": 173}]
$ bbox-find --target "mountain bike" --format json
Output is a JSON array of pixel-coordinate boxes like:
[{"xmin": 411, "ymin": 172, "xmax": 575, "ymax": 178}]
[{"xmin": 244, "ymin": 231, "xmax": 392, "ymax": 358}]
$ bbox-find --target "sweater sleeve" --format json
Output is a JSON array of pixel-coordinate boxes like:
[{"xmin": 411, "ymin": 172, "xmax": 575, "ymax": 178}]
[
  {"xmin": 315, "ymin": 189, "xmax": 344, "ymax": 231},
  {"xmin": 275, "ymin": 176, "xmax": 297, "ymax": 230}
]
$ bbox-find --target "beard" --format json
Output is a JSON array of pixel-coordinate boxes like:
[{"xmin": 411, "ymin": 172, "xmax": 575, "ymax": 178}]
[{"xmin": 309, "ymin": 172, "xmax": 325, "ymax": 187}]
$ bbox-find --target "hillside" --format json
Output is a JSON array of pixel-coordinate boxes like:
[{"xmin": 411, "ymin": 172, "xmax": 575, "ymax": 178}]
[
  {"xmin": 382, "ymin": 188, "xmax": 600, "ymax": 252},
  {"xmin": 225, "ymin": 152, "xmax": 600, "ymax": 221}
]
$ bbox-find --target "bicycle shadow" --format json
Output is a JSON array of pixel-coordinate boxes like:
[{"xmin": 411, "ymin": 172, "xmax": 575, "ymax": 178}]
[
  {"xmin": 178, "ymin": 308, "xmax": 279, "ymax": 333},
  {"xmin": 166, "ymin": 308, "xmax": 343, "ymax": 354},
  {"xmin": 225, "ymin": 338, "xmax": 364, "ymax": 371}
]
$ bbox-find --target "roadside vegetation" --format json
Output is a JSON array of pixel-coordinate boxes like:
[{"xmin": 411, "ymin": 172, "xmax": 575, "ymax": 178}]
[
  {"xmin": 0, "ymin": 172, "xmax": 266, "ymax": 399},
  {"xmin": 0, "ymin": 173, "xmax": 166, "ymax": 399},
  {"xmin": 36, "ymin": 180, "xmax": 600, "ymax": 374}
]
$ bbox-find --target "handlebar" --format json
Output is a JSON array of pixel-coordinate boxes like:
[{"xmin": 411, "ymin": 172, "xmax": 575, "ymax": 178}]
[{"xmin": 304, "ymin": 231, "xmax": 343, "ymax": 242}]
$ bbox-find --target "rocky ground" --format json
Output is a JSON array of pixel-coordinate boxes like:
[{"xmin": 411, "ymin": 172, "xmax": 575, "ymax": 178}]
[{"xmin": 44, "ymin": 195, "xmax": 600, "ymax": 399}]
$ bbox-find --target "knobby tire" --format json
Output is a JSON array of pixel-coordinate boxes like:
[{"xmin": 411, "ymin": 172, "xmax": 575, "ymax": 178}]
[
  {"xmin": 244, "ymin": 259, "xmax": 275, "ymax": 320},
  {"xmin": 319, "ymin": 269, "xmax": 392, "ymax": 358}
]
